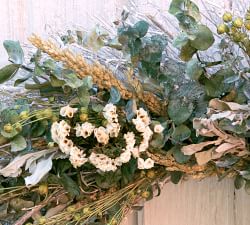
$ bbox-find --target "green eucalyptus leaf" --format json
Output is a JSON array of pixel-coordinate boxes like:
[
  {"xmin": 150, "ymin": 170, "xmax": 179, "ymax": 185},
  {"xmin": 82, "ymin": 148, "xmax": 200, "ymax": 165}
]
[
  {"xmin": 245, "ymin": 180, "xmax": 250, "ymax": 195},
  {"xmin": 185, "ymin": 58, "xmax": 203, "ymax": 80},
  {"xmin": 10, "ymin": 135, "xmax": 27, "ymax": 152},
  {"xmin": 234, "ymin": 175, "xmax": 245, "ymax": 189},
  {"xmin": 0, "ymin": 64, "xmax": 20, "ymax": 84},
  {"xmin": 133, "ymin": 20, "xmax": 149, "ymax": 38},
  {"xmin": 1, "ymin": 129, "xmax": 18, "ymax": 138},
  {"xmin": 109, "ymin": 86, "xmax": 121, "ymax": 104},
  {"xmin": 186, "ymin": 0, "xmax": 200, "ymax": 21},
  {"xmin": 60, "ymin": 174, "xmax": 80, "ymax": 197},
  {"xmin": 189, "ymin": 25, "xmax": 214, "ymax": 50},
  {"xmin": 92, "ymin": 103, "xmax": 104, "ymax": 112},
  {"xmin": 172, "ymin": 145, "xmax": 191, "ymax": 163},
  {"xmin": 204, "ymin": 69, "xmax": 234, "ymax": 97},
  {"xmin": 3, "ymin": 40, "xmax": 24, "ymax": 64},
  {"xmin": 31, "ymin": 120, "xmax": 48, "ymax": 137},
  {"xmin": 50, "ymin": 75, "xmax": 65, "ymax": 87},
  {"xmin": 150, "ymin": 133, "xmax": 165, "ymax": 148},
  {"xmin": 0, "ymin": 109, "xmax": 19, "ymax": 124},
  {"xmin": 171, "ymin": 124, "xmax": 191, "ymax": 142},
  {"xmin": 179, "ymin": 41, "xmax": 197, "ymax": 61},
  {"xmin": 173, "ymin": 33, "xmax": 189, "ymax": 48},
  {"xmin": 170, "ymin": 171, "xmax": 183, "ymax": 184},
  {"xmin": 14, "ymin": 72, "xmax": 32, "ymax": 86},
  {"xmin": 61, "ymin": 70, "xmax": 85, "ymax": 89},
  {"xmin": 78, "ymin": 86, "xmax": 90, "ymax": 107},
  {"xmin": 168, "ymin": 98, "xmax": 194, "ymax": 125},
  {"xmin": 169, "ymin": 0, "xmax": 185, "ymax": 16}
]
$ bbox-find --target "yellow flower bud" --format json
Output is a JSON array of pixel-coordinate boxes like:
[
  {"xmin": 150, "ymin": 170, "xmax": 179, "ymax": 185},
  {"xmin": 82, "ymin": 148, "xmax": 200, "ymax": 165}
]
[
  {"xmin": 79, "ymin": 113, "xmax": 88, "ymax": 122},
  {"xmin": 20, "ymin": 111, "xmax": 29, "ymax": 120},
  {"xmin": 15, "ymin": 122, "xmax": 22, "ymax": 132},
  {"xmin": 141, "ymin": 191, "xmax": 151, "ymax": 199},
  {"xmin": 245, "ymin": 21, "xmax": 250, "ymax": 30},
  {"xmin": 38, "ymin": 183, "xmax": 48, "ymax": 195},
  {"xmin": 233, "ymin": 17, "xmax": 243, "ymax": 28},
  {"xmin": 43, "ymin": 108, "xmax": 53, "ymax": 118},
  {"xmin": 222, "ymin": 12, "xmax": 232, "ymax": 22},
  {"xmin": 67, "ymin": 205, "xmax": 76, "ymax": 213},
  {"xmin": 3, "ymin": 123, "xmax": 13, "ymax": 133},
  {"xmin": 217, "ymin": 24, "xmax": 229, "ymax": 34},
  {"xmin": 38, "ymin": 216, "xmax": 47, "ymax": 224},
  {"xmin": 146, "ymin": 170, "xmax": 156, "ymax": 179}
]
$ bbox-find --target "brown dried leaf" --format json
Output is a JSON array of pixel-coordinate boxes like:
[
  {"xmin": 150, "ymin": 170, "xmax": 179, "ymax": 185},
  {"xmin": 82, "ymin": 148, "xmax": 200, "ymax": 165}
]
[
  {"xmin": 215, "ymin": 143, "xmax": 236, "ymax": 153},
  {"xmin": 181, "ymin": 140, "xmax": 218, "ymax": 155},
  {"xmin": 195, "ymin": 148, "xmax": 213, "ymax": 165},
  {"xmin": 45, "ymin": 204, "xmax": 67, "ymax": 218}
]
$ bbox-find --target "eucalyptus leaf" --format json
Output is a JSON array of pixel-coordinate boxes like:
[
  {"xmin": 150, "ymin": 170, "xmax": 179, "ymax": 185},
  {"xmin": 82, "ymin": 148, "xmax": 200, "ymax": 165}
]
[
  {"xmin": 172, "ymin": 145, "xmax": 191, "ymax": 164},
  {"xmin": 3, "ymin": 40, "xmax": 24, "ymax": 64},
  {"xmin": 170, "ymin": 171, "xmax": 183, "ymax": 184},
  {"xmin": 60, "ymin": 173, "xmax": 80, "ymax": 197},
  {"xmin": 0, "ymin": 64, "xmax": 20, "ymax": 84},
  {"xmin": 133, "ymin": 20, "xmax": 149, "ymax": 38},
  {"xmin": 14, "ymin": 72, "xmax": 32, "ymax": 86},
  {"xmin": 109, "ymin": 86, "xmax": 121, "ymax": 104},
  {"xmin": 10, "ymin": 135, "xmax": 27, "ymax": 152},
  {"xmin": 168, "ymin": 98, "xmax": 194, "ymax": 125},
  {"xmin": 171, "ymin": 124, "xmax": 191, "ymax": 142},
  {"xmin": 234, "ymin": 175, "xmax": 245, "ymax": 189},
  {"xmin": 78, "ymin": 86, "xmax": 90, "ymax": 107},
  {"xmin": 179, "ymin": 41, "xmax": 197, "ymax": 61},
  {"xmin": 186, "ymin": 58, "xmax": 203, "ymax": 80},
  {"xmin": 245, "ymin": 180, "xmax": 250, "ymax": 195},
  {"xmin": 189, "ymin": 25, "xmax": 214, "ymax": 50}
]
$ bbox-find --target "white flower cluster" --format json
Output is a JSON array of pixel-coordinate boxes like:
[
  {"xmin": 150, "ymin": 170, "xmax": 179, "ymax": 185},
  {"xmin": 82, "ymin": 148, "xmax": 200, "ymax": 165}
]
[
  {"xmin": 51, "ymin": 106, "xmax": 88, "ymax": 168},
  {"xmin": 51, "ymin": 104, "xmax": 165, "ymax": 171}
]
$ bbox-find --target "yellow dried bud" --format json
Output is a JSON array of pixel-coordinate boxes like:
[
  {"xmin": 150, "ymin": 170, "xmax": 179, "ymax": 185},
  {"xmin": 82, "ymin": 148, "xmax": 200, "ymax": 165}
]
[
  {"xmin": 20, "ymin": 111, "xmax": 29, "ymax": 120},
  {"xmin": 38, "ymin": 184, "xmax": 48, "ymax": 195},
  {"xmin": 79, "ymin": 113, "xmax": 88, "ymax": 122},
  {"xmin": 3, "ymin": 123, "xmax": 13, "ymax": 133}
]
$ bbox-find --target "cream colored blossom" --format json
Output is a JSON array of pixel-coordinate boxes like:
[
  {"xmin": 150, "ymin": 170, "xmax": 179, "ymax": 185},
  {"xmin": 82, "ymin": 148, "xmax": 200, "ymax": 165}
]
[
  {"xmin": 118, "ymin": 150, "xmax": 131, "ymax": 163},
  {"xmin": 142, "ymin": 126, "xmax": 153, "ymax": 141},
  {"xmin": 132, "ymin": 119, "xmax": 147, "ymax": 133},
  {"xmin": 60, "ymin": 105, "xmax": 78, "ymax": 118},
  {"xmin": 106, "ymin": 122, "xmax": 120, "ymax": 137},
  {"xmin": 103, "ymin": 103, "xmax": 118, "ymax": 123},
  {"xmin": 69, "ymin": 147, "xmax": 88, "ymax": 168},
  {"xmin": 144, "ymin": 158, "xmax": 154, "ymax": 169},
  {"xmin": 154, "ymin": 124, "xmax": 164, "ymax": 133},
  {"xmin": 94, "ymin": 126, "xmax": 109, "ymax": 145},
  {"xmin": 75, "ymin": 122, "xmax": 95, "ymax": 138},
  {"xmin": 58, "ymin": 120, "xmax": 71, "ymax": 137},
  {"xmin": 131, "ymin": 147, "xmax": 139, "ymax": 158},
  {"xmin": 89, "ymin": 153, "xmax": 117, "ymax": 172},
  {"xmin": 136, "ymin": 108, "xmax": 150, "ymax": 126},
  {"xmin": 137, "ymin": 157, "xmax": 154, "ymax": 169},
  {"xmin": 138, "ymin": 158, "xmax": 145, "ymax": 170},
  {"xmin": 139, "ymin": 141, "xmax": 149, "ymax": 152},
  {"xmin": 59, "ymin": 138, "xmax": 74, "ymax": 155}
]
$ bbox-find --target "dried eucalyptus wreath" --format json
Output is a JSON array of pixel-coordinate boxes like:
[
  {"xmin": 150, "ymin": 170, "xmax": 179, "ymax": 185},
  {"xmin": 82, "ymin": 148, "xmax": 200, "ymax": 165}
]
[{"xmin": 0, "ymin": 0, "xmax": 249, "ymax": 224}]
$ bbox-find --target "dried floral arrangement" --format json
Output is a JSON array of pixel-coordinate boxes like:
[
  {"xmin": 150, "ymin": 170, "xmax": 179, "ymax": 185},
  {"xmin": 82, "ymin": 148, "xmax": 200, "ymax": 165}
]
[{"xmin": 0, "ymin": 0, "xmax": 249, "ymax": 224}]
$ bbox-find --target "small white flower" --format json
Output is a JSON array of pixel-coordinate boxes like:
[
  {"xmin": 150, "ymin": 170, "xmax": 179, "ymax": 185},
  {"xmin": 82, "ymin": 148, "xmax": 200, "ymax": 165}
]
[
  {"xmin": 103, "ymin": 103, "xmax": 118, "ymax": 123},
  {"xmin": 106, "ymin": 122, "xmax": 120, "ymax": 137},
  {"xmin": 60, "ymin": 105, "xmax": 78, "ymax": 118},
  {"xmin": 69, "ymin": 147, "xmax": 88, "ymax": 168},
  {"xmin": 59, "ymin": 138, "xmax": 74, "ymax": 155},
  {"xmin": 154, "ymin": 124, "xmax": 164, "ymax": 133},
  {"xmin": 119, "ymin": 150, "xmax": 131, "ymax": 163},
  {"xmin": 138, "ymin": 141, "xmax": 149, "ymax": 152},
  {"xmin": 131, "ymin": 147, "xmax": 139, "ymax": 158},
  {"xmin": 75, "ymin": 122, "xmax": 95, "ymax": 138},
  {"xmin": 58, "ymin": 120, "xmax": 71, "ymax": 137},
  {"xmin": 144, "ymin": 158, "xmax": 154, "ymax": 169},
  {"xmin": 142, "ymin": 126, "xmax": 153, "ymax": 141},
  {"xmin": 138, "ymin": 158, "xmax": 145, "ymax": 169},
  {"xmin": 133, "ymin": 119, "xmax": 147, "ymax": 133},
  {"xmin": 94, "ymin": 126, "xmax": 109, "ymax": 145}
]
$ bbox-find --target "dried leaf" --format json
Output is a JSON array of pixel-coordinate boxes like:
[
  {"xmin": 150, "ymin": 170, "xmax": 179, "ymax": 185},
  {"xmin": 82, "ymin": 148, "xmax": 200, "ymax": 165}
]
[
  {"xmin": 0, "ymin": 149, "xmax": 54, "ymax": 177},
  {"xmin": 214, "ymin": 142, "xmax": 236, "ymax": 153},
  {"xmin": 25, "ymin": 153, "xmax": 55, "ymax": 186},
  {"xmin": 181, "ymin": 140, "xmax": 218, "ymax": 155},
  {"xmin": 45, "ymin": 204, "xmax": 67, "ymax": 218},
  {"xmin": 195, "ymin": 148, "xmax": 213, "ymax": 165}
]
